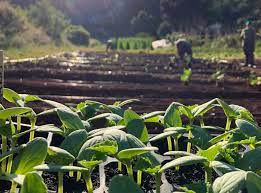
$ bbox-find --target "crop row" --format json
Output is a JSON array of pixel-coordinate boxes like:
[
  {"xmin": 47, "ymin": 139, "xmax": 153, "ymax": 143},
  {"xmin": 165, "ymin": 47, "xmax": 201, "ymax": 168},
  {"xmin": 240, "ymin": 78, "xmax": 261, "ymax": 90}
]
[{"xmin": 0, "ymin": 88, "xmax": 260, "ymax": 193}]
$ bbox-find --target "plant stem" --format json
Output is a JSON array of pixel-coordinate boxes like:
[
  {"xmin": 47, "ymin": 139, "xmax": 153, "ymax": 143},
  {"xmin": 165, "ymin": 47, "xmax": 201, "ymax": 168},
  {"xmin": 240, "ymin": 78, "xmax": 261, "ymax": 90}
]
[
  {"xmin": 174, "ymin": 137, "xmax": 180, "ymax": 170},
  {"xmin": 17, "ymin": 116, "xmax": 21, "ymax": 133},
  {"xmin": 126, "ymin": 163, "xmax": 134, "ymax": 180},
  {"xmin": 69, "ymin": 163, "xmax": 74, "ymax": 177},
  {"xmin": 1, "ymin": 136, "xmax": 7, "ymax": 173},
  {"xmin": 10, "ymin": 182, "xmax": 17, "ymax": 193},
  {"xmin": 58, "ymin": 172, "xmax": 63, "ymax": 193},
  {"xmin": 225, "ymin": 118, "xmax": 232, "ymax": 132},
  {"xmin": 84, "ymin": 172, "xmax": 93, "ymax": 193},
  {"xmin": 167, "ymin": 136, "xmax": 173, "ymax": 151},
  {"xmin": 155, "ymin": 173, "xmax": 161, "ymax": 193},
  {"xmin": 137, "ymin": 170, "xmax": 142, "ymax": 186},
  {"xmin": 76, "ymin": 171, "xmax": 81, "ymax": 181},
  {"xmin": 205, "ymin": 166, "xmax": 212, "ymax": 184},
  {"xmin": 199, "ymin": 116, "xmax": 205, "ymax": 127},
  {"xmin": 118, "ymin": 161, "xmax": 122, "ymax": 172},
  {"xmin": 29, "ymin": 120, "xmax": 36, "ymax": 141},
  {"xmin": 187, "ymin": 130, "xmax": 192, "ymax": 153},
  {"xmin": 6, "ymin": 139, "xmax": 16, "ymax": 174}
]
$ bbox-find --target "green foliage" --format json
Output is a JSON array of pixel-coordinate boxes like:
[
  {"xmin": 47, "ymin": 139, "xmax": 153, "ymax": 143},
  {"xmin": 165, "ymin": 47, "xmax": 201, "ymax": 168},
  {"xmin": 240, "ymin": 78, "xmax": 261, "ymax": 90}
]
[
  {"xmin": 21, "ymin": 172, "xmax": 47, "ymax": 193},
  {"xmin": 109, "ymin": 175, "xmax": 143, "ymax": 193},
  {"xmin": 64, "ymin": 25, "xmax": 90, "ymax": 46}
]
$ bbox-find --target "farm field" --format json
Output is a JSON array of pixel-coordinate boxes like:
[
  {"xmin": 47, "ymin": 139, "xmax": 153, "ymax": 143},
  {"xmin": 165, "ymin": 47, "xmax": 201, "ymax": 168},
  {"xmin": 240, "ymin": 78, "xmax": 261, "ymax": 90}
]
[{"xmin": 4, "ymin": 52, "xmax": 261, "ymax": 126}]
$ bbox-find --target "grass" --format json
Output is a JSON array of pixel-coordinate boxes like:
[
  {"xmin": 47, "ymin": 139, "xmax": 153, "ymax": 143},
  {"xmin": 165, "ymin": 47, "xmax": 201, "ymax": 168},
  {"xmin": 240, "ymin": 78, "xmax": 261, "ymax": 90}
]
[{"xmin": 3, "ymin": 41, "xmax": 261, "ymax": 61}]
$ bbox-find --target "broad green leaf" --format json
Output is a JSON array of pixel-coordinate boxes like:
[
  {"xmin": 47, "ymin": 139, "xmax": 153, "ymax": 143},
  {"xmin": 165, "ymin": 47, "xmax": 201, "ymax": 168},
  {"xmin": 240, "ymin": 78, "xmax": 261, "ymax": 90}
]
[
  {"xmin": 210, "ymin": 161, "xmax": 240, "ymax": 175},
  {"xmin": 141, "ymin": 111, "xmax": 165, "ymax": 120},
  {"xmin": 164, "ymin": 151, "xmax": 195, "ymax": 157},
  {"xmin": 172, "ymin": 102, "xmax": 194, "ymax": 121},
  {"xmin": 46, "ymin": 146, "xmax": 75, "ymax": 165},
  {"xmin": 117, "ymin": 147, "xmax": 158, "ymax": 161},
  {"xmin": 212, "ymin": 171, "xmax": 261, "ymax": 193},
  {"xmin": 117, "ymin": 99, "xmax": 140, "ymax": 107},
  {"xmin": 36, "ymin": 125, "xmax": 64, "ymax": 135},
  {"xmin": 235, "ymin": 119, "xmax": 261, "ymax": 140},
  {"xmin": 209, "ymin": 129, "xmax": 239, "ymax": 145},
  {"xmin": 3, "ymin": 88, "xmax": 23, "ymax": 105},
  {"xmin": 78, "ymin": 160, "xmax": 103, "ymax": 170},
  {"xmin": 87, "ymin": 113, "xmax": 111, "ymax": 122},
  {"xmin": 190, "ymin": 125, "xmax": 212, "ymax": 149},
  {"xmin": 109, "ymin": 175, "xmax": 143, "ymax": 193},
  {"xmin": 77, "ymin": 149, "xmax": 107, "ymax": 163},
  {"xmin": 149, "ymin": 127, "xmax": 186, "ymax": 143},
  {"xmin": 164, "ymin": 103, "xmax": 182, "ymax": 127},
  {"xmin": 159, "ymin": 155, "xmax": 208, "ymax": 173},
  {"xmin": 12, "ymin": 138, "xmax": 48, "ymax": 174},
  {"xmin": 134, "ymin": 156, "xmax": 161, "ymax": 174},
  {"xmin": 60, "ymin": 129, "xmax": 88, "ymax": 157},
  {"xmin": 216, "ymin": 98, "xmax": 237, "ymax": 118},
  {"xmin": 42, "ymin": 100, "xmax": 71, "ymax": 112},
  {"xmin": 236, "ymin": 147, "xmax": 261, "ymax": 171},
  {"xmin": 34, "ymin": 164, "xmax": 88, "ymax": 172},
  {"xmin": 56, "ymin": 108, "xmax": 85, "ymax": 135},
  {"xmin": 87, "ymin": 140, "xmax": 118, "ymax": 155},
  {"xmin": 229, "ymin": 104, "xmax": 255, "ymax": 122},
  {"xmin": 124, "ymin": 110, "xmax": 149, "ymax": 143},
  {"xmin": 192, "ymin": 99, "xmax": 216, "ymax": 117},
  {"xmin": 0, "ymin": 144, "xmax": 26, "ymax": 162},
  {"xmin": 197, "ymin": 144, "xmax": 222, "ymax": 161},
  {"xmin": 0, "ymin": 107, "xmax": 32, "ymax": 120},
  {"xmin": 22, "ymin": 94, "xmax": 42, "ymax": 104},
  {"xmin": 21, "ymin": 172, "xmax": 47, "ymax": 193}
]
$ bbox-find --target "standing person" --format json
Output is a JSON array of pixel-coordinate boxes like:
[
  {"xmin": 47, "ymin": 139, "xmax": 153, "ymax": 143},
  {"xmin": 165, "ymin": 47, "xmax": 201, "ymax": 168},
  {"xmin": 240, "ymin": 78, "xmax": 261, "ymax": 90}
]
[
  {"xmin": 175, "ymin": 39, "xmax": 193, "ymax": 68},
  {"xmin": 240, "ymin": 20, "xmax": 256, "ymax": 66}
]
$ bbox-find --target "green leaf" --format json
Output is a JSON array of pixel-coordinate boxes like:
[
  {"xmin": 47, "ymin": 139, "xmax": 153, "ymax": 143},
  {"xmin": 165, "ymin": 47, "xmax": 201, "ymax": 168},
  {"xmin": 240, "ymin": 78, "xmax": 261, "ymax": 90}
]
[
  {"xmin": 236, "ymin": 147, "xmax": 261, "ymax": 171},
  {"xmin": 210, "ymin": 161, "xmax": 240, "ymax": 175},
  {"xmin": 124, "ymin": 110, "xmax": 149, "ymax": 143},
  {"xmin": 197, "ymin": 144, "xmax": 222, "ymax": 161},
  {"xmin": 0, "ymin": 144, "xmax": 26, "ymax": 162},
  {"xmin": 42, "ymin": 99, "xmax": 72, "ymax": 112},
  {"xmin": 34, "ymin": 164, "xmax": 88, "ymax": 172},
  {"xmin": 109, "ymin": 175, "xmax": 144, "ymax": 193},
  {"xmin": 164, "ymin": 151, "xmax": 195, "ymax": 157},
  {"xmin": 192, "ymin": 99, "xmax": 216, "ymax": 117},
  {"xmin": 87, "ymin": 113, "xmax": 111, "ymax": 122},
  {"xmin": 77, "ymin": 149, "xmax": 107, "ymax": 164},
  {"xmin": 209, "ymin": 129, "xmax": 239, "ymax": 145},
  {"xmin": 60, "ymin": 129, "xmax": 88, "ymax": 157},
  {"xmin": 172, "ymin": 102, "xmax": 194, "ymax": 121},
  {"xmin": 212, "ymin": 171, "xmax": 261, "ymax": 193},
  {"xmin": 229, "ymin": 104, "xmax": 255, "ymax": 123},
  {"xmin": 87, "ymin": 140, "xmax": 118, "ymax": 155},
  {"xmin": 164, "ymin": 103, "xmax": 182, "ymax": 127},
  {"xmin": 12, "ymin": 138, "xmax": 48, "ymax": 174},
  {"xmin": 36, "ymin": 124, "xmax": 64, "ymax": 135},
  {"xmin": 190, "ymin": 125, "xmax": 212, "ymax": 149},
  {"xmin": 78, "ymin": 160, "xmax": 103, "ymax": 170},
  {"xmin": 46, "ymin": 146, "xmax": 75, "ymax": 165},
  {"xmin": 141, "ymin": 111, "xmax": 165, "ymax": 120},
  {"xmin": 56, "ymin": 108, "xmax": 85, "ymax": 135},
  {"xmin": 216, "ymin": 99, "xmax": 237, "ymax": 118},
  {"xmin": 117, "ymin": 147, "xmax": 158, "ymax": 161},
  {"xmin": 0, "ymin": 107, "xmax": 32, "ymax": 120},
  {"xmin": 150, "ymin": 128, "xmax": 186, "ymax": 143},
  {"xmin": 21, "ymin": 172, "xmax": 47, "ymax": 193},
  {"xmin": 159, "ymin": 155, "xmax": 208, "ymax": 173},
  {"xmin": 3, "ymin": 88, "xmax": 23, "ymax": 105},
  {"xmin": 134, "ymin": 156, "xmax": 161, "ymax": 174},
  {"xmin": 117, "ymin": 99, "xmax": 140, "ymax": 107},
  {"xmin": 235, "ymin": 119, "xmax": 261, "ymax": 140}
]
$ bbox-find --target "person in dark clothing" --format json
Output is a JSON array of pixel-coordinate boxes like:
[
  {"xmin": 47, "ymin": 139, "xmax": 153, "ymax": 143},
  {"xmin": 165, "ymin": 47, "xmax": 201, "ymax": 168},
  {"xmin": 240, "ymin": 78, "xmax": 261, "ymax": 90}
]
[
  {"xmin": 175, "ymin": 39, "xmax": 193, "ymax": 68},
  {"xmin": 240, "ymin": 21, "xmax": 256, "ymax": 66},
  {"xmin": 106, "ymin": 39, "xmax": 113, "ymax": 52}
]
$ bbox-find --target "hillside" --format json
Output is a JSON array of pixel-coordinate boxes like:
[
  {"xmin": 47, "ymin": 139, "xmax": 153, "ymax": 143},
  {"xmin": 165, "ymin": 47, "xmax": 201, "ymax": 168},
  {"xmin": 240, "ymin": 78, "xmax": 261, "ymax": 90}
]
[{"xmin": 0, "ymin": 0, "xmax": 91, "ymax": 51}]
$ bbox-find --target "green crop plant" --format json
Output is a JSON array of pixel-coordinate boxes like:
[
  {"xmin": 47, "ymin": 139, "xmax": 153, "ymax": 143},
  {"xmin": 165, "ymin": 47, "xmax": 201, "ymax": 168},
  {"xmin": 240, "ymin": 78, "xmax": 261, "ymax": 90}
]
[{"xmin": 0, "ymin": 88, "xmax": 260, "ymax": 193}]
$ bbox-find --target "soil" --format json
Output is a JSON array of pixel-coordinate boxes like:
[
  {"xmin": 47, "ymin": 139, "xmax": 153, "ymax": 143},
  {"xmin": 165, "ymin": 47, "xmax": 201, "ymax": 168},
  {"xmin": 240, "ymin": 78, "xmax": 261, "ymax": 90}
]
[{"xmin": 4, "ymin": 52, "xmax": 261, "ymax": 126}]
